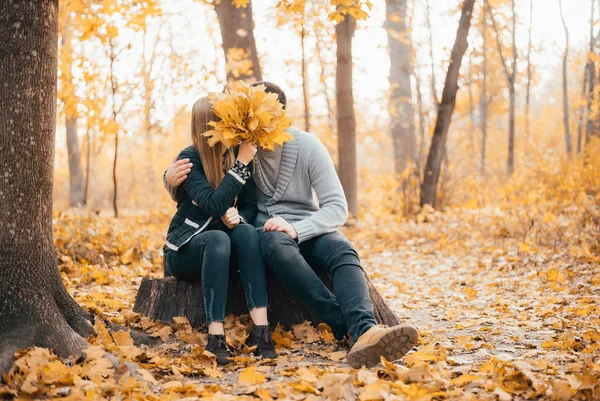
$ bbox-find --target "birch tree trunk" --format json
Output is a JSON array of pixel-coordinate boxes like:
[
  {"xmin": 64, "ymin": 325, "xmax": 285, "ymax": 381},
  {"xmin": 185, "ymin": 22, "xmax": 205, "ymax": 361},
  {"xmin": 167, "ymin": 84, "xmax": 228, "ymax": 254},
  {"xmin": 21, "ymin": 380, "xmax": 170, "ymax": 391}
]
[
  {"xmin": 420, "ymin": 0, "xmax": 476, "ymax": 207},
  {"xmin": 301, "ymin": 23, "xmax": 311, "ymax": 132},
  {"xmin": 525, "ymin": 0, "xmax": 533, "ymax": 139}
]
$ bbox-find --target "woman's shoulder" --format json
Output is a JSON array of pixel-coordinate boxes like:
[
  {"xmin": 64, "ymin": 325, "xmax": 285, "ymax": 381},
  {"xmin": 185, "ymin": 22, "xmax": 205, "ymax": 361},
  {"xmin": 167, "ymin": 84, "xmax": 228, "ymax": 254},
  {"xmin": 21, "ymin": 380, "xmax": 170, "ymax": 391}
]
[{"xmin": 178, "ymin": 145, "xmax": 200, "ymax": 161}]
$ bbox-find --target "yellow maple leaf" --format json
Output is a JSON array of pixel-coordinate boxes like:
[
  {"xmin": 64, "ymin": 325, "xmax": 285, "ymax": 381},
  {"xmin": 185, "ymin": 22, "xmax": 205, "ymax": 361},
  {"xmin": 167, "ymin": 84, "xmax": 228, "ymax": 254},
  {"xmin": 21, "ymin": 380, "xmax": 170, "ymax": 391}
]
[{"xmin": 238, "ymin": 366, "xmax": 266, "ymax": 385}]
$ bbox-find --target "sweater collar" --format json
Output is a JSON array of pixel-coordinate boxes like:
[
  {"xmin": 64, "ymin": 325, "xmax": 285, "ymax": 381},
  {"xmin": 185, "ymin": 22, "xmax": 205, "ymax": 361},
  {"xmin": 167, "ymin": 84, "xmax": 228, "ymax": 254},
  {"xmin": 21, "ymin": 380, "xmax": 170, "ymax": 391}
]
[{"xmin": 255, "ymin": 128, "xmax": 300, "ymax": 205}]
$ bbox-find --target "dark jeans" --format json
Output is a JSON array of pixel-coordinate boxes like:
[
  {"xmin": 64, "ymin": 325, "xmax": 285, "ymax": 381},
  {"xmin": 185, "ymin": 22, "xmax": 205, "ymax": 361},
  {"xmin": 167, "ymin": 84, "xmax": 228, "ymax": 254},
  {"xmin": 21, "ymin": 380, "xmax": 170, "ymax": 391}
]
[
  {"xmin": 260, "ymin": 230, "xmax": 377, "ymax": 341},
  {"xmin": 165, "ymin": 224, "xmax": 268, "ymax": 324}
]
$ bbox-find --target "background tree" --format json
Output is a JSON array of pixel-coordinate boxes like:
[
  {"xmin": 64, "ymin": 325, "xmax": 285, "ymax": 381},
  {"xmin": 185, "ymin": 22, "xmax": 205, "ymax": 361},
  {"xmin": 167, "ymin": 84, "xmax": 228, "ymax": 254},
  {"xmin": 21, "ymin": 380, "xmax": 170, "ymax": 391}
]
[
  {"xmin": 558, "ymin": 0, "xmax": 572, "ymax": 155},
  {"xmin": 480, "ymin": 2, "xmax": 488, "ymax": 173},
  {"xmin": 0, "ymin": 0, "xmax": 95, "ymax": 374},
  {"xmin": 525, "ymin": 0, "xmax": 533, "ymax": 139},
  {"xmin": 336, "ymin": 13, "xmax": 358, "ymax": 217},
  {"xmin": 58, "ymin": 4, "xmax": 86, "ymax": 207},
  {"xmin": 420, "ymin": 0, "xmax": 476, "ymax": 207},
  {"xmin": 213, "ymin": 0, "xmax": 262, "ymax": 83},
  {"xmin": 385, "ymin": 0, "xmax": 416, "ymax": 177},
  {"xmin": 486, "ymin": 0, "xmax": 517, "ymax": 176}
]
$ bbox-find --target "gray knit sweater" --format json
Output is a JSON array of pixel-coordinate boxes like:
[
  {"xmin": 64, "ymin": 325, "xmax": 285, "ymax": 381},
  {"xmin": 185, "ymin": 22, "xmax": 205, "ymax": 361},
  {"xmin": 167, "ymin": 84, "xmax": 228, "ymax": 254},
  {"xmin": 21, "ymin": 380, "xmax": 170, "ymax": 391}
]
[
  {"xmin": 164, "ymin": 127, "xmax": 348, "ymax": 243},
  {"xmin": 253, "ymin": 127, "xmax": 348, "ymax": 243}
]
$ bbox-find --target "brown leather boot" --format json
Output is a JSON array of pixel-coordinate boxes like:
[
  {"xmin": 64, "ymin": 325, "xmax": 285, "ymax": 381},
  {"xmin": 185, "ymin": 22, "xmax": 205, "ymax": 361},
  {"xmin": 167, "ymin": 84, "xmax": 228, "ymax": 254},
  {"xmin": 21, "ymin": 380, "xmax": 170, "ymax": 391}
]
[{"xmin": 346, "ymin": 324, "xmax": 418, "ymax": 368}]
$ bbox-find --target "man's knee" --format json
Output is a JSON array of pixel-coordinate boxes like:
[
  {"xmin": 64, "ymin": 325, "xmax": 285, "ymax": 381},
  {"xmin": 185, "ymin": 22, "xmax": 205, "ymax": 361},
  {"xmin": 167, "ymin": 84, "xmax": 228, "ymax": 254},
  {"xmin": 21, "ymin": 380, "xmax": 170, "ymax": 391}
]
[
  {"xmin": 260, "ymin": 231, "xmax": 299, "ymax": 266},
  {"xmin": 319, "ymin": 232, "xmax": 360, "ymax": 267}
]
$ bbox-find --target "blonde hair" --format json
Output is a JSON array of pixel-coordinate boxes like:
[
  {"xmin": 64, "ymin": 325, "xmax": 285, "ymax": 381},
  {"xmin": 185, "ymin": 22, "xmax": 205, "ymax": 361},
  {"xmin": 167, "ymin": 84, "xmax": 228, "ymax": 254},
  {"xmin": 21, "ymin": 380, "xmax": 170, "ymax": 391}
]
[{"xmin": 190, "ymin": 97, "xmax": 235, "ymax": 189}]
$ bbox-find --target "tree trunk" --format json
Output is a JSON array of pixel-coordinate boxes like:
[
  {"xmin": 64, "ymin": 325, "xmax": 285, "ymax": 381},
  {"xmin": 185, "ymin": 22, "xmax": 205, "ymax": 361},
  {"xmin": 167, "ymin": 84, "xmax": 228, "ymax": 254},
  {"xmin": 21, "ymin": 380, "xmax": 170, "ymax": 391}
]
[
  {"xmin": 60, "ymin": 24, "xmax": 86, "ymax": 207},
  {"xmin": 480, "ymin": 4, "xmax": 488, "ymax": 174},
  {"xmin": 109, "ymin": 39, "xmax": 119, "ymax": 218},
  {"xmin": 0, "ymin": 0, "xmax": 94, "ymax": 375},
  {"xmin": 559, "ymin": 0, "xmax": 572, "ymax": 155},
  {"xmin": 486, "ymin": 0, "xmax": 517, "ymax": 176},
  {"xmin": 580, "ymin": 0, "xmax": 595, "ymax": 153},
  {"xmin": 425, "ymin": 0, "xmax": 438, "ymax": 107},
  {"xmin": 336, "ymin": 15, "xmax": 358, "ymax": 217},
  {"xmin": 214, "ymin": 0, "xmax": 262, "ymax": 83},
  {"xmin": 386, "ymin": 0, "xmax": 416, "ymax": 176},
  {"xmin": 301, "ymin": 23, "xmax": 311, "ymax": 132},
  {"xmin": 420, "ymin": 0, "xmax": 475, "ymax": 208},
  {"xmin": 133, "ymin": 271, "xmax": 399, "ymax": 330},
  {"xmin": 525, "ymin": 0, "xmax": 533, "ymax": 139},
  {"xmin": 585, "ymin": 0, "xmax": 596, "ymax": 145}
]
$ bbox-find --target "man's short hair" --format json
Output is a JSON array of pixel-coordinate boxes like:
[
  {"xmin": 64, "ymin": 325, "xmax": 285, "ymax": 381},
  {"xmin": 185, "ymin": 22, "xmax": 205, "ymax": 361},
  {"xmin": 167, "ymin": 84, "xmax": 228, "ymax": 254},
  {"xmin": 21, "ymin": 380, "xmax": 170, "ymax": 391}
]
[{"xmin": 252, "ymin": 81, "xmax": 287, "ymax": 109}]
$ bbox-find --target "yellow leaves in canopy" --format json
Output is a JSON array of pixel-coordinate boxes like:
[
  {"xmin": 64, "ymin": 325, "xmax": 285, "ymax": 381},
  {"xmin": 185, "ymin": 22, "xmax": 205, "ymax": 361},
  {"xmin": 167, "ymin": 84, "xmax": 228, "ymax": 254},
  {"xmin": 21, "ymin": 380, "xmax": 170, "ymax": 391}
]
[
  {"xmin": 329, "ymin": 0, "xmax": 373, "ymax": 23},
  {"xmin": 205, "ymin": 81, "xmax": 294, "ymax": 151}
]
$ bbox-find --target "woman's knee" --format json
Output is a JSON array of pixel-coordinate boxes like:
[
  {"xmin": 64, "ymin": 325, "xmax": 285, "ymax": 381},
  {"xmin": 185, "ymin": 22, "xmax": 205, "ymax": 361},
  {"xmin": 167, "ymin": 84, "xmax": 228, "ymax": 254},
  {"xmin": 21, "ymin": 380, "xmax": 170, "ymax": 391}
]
[
  {"xmin": 204, "ymin": 230, "xmax": 231, "ymax": 258},
  {"xmin": 229, "ymin": 224, "xmax": 258, "ymax": 244}
]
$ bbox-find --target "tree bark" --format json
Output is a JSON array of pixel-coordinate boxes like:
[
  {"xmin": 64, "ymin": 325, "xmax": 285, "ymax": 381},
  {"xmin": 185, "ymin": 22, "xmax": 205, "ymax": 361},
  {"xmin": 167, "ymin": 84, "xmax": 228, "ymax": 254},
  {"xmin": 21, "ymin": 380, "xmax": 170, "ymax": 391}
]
[
  {"xmin": 480, "ymin": 4, "xmax": 488, "ymax": 174},
  {"xmin": 420, "ymin": 0, "xmax": 475, "ymax": 208},
  {"xmin": 133, "ymin": 272, "xmax": 399, "ymax": 330},
  {"xmin": 559, "ymin": 0, "xmax": 572, "ymax": 155},
  {"xmin": 336, "ymin": 15, "xmax": 358, "ymax": 217},
  {"xmin": 0, "ymin": 0, "xmax": 95, "ymax": 375},
  {"xmin": 385, "ymin": 0, "xmax": 416, "ymax": 176},
  {"xmin": 214, "ymin": 0, "xmax": 262, "ymax": 83},
  {"xmin": 60, "ymin": 24, "xmax": 86, "ymax": 207}
]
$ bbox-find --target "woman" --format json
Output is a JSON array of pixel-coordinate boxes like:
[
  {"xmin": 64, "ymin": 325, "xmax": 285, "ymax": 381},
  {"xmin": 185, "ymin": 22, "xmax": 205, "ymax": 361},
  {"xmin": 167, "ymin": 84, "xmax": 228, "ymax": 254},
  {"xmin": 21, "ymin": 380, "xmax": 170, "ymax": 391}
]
[{"xmin": 163, "ymin": 97, "xmax": 275, "ymax": 365}]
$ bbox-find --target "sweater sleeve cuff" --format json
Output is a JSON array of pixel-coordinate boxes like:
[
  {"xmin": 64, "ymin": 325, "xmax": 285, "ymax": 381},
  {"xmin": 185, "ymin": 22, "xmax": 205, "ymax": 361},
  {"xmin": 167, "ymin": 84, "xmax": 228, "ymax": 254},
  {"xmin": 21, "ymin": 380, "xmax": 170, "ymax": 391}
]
[{"xmin": 291, "ymin": 219, "xmax": 313, "ymax": 244}]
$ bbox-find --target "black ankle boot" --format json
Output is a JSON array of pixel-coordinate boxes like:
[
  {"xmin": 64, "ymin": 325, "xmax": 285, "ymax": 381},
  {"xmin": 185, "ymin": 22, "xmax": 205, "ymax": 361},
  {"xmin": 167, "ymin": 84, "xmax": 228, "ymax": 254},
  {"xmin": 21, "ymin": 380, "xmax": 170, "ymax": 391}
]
[
  {"xmin": 245, "ymin": 325, "xmax": 277, "ymax": 359},
  {"xmin": 206, "ymin": 334, "xmax": 233, "ymax": 365}
]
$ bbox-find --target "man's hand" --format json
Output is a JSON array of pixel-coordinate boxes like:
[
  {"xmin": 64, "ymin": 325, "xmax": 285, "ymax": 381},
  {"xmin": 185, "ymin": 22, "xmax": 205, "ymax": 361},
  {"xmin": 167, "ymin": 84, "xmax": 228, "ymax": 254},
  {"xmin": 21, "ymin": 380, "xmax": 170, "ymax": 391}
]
[
  {"xmin": 263, "ymin": 217, "xmax": 297, "ymax": 239},
  {"xmin": 221, "ymin": 207, "xmax": 241, "ymax": 229},
  {"xmin": 165, "ymin": 156, "xmax": 193, "ymax": 187}
]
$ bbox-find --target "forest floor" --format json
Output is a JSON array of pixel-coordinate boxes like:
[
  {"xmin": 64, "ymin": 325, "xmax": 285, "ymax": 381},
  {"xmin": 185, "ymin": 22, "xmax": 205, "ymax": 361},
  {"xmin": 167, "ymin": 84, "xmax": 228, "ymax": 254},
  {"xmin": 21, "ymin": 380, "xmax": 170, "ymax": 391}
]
[{"xmin": 1, "ymin": 198, "xmax": 599, "ymax": 400}]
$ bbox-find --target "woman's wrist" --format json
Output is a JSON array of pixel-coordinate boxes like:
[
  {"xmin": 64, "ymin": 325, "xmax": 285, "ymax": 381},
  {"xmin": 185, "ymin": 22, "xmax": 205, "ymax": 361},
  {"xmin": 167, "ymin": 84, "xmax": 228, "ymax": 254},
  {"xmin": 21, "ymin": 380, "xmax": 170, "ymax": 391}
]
[{"xmin": 230, "ymin": 160, "xmax": 251, "ymax": 183}]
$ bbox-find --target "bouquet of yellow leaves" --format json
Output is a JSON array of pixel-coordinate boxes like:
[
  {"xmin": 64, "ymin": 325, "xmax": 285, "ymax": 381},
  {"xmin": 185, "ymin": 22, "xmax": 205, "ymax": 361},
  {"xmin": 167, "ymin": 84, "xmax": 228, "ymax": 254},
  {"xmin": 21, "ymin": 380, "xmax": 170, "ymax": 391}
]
[{"xmin": 204, "ymin": 81, "xmax": 294, "ymax": 150}]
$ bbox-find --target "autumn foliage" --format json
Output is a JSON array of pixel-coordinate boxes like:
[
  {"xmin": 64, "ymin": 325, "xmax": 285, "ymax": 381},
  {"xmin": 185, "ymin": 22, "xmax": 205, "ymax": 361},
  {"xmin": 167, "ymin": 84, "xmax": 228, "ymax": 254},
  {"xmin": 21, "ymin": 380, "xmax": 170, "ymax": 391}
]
[{"xmin": 204, "ymin": 82, "xmax": 293, "ymax": 150}]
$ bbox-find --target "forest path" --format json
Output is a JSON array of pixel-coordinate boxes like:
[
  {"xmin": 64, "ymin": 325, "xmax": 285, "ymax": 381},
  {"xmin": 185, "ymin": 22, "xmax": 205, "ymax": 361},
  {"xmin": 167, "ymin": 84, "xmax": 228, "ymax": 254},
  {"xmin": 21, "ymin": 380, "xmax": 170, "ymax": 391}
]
[{"xmin": 2, "ymin": 210, "xmax": 597, "ymax": 400}]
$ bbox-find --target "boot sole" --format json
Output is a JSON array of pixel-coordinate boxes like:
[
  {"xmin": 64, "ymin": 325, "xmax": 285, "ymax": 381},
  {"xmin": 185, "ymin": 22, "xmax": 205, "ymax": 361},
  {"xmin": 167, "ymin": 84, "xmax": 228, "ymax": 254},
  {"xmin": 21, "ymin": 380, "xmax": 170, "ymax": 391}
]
[{"xmin": 346, "ymin": 325, "xmax": 418, "ymax": 369}]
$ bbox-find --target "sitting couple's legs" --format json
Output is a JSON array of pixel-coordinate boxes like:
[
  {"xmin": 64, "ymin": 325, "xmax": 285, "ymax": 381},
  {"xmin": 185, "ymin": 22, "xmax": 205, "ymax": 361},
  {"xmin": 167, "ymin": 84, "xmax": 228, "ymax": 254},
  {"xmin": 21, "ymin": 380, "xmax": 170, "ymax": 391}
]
[
  {"xmin": 261, "ymin": 230, "xmax": 418, "ymax": 368},
  {"xmin": 165, "ymin": 225, "xmax": 275, "ymax": 364}
]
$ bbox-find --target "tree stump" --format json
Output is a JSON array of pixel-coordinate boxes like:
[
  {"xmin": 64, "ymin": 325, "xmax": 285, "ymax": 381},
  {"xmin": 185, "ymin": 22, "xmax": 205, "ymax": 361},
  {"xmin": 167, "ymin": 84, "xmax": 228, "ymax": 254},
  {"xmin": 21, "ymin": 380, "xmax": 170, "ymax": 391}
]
[{"xmin": 133, "ymin": 263, "xmax": 399, "ymax": 330}]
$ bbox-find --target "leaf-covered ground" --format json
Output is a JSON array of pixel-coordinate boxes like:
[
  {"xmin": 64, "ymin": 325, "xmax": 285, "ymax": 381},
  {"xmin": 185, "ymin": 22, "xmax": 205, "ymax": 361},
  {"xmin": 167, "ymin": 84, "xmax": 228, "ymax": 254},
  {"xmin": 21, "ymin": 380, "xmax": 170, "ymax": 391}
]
[{"xmin": 1, "ymin": 194, "xmax": 599, "ymax": 400}]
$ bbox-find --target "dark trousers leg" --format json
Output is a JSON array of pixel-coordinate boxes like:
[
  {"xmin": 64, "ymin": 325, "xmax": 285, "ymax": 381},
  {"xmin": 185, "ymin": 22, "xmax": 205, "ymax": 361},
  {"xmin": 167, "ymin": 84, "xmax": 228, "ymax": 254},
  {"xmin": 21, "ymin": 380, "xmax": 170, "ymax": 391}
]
[
  {"xmin": 260, "ymin": 231, "xmax": 348, "ymax": 339},
  {"xmin": 164, "ymin": 230, "xmax": 231, "ymax": 324},
  {"xmin": 227, "ymin": 224, "xmax": 269, "ymax": 311},
  {"xmin": 300, "ymin": 231, "xmax": 377, "ymax": 341}
]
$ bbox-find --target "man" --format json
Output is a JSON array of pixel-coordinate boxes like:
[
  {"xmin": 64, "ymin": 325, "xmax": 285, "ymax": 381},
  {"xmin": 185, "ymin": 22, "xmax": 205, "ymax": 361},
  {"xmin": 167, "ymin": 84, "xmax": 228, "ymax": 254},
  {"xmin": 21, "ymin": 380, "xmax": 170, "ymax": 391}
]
[{"xmin": 165, "ymin": 82, "xmax": 418, "ymax": 368}]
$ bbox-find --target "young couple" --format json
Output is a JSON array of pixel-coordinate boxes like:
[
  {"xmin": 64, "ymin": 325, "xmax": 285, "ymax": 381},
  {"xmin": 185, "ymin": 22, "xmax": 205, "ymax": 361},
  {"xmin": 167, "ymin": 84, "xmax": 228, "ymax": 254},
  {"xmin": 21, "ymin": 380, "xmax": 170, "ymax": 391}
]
[{"xmin": 162, "ymin": 81, "xmax": 418, "ymax": 368}]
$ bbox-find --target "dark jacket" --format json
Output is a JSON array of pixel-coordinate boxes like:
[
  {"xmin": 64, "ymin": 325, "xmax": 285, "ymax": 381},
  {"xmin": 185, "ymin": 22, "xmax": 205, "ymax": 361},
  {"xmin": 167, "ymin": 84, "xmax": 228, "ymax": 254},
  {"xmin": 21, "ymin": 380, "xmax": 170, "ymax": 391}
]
[{"xmin": 165, "ymin": 145, "xmax": 257, "ymax": 251}]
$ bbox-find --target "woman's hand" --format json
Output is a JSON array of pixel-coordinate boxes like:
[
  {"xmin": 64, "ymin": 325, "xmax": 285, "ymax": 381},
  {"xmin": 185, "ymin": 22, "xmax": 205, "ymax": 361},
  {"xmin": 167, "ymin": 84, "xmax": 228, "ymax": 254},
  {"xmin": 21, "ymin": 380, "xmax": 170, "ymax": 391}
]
[
  {"xmin": 236, "ymin": 140, "xmax": 257, "ymax": 166},
  {"xmin": 221, "ymin": 207, "xmax": 241, "ymax": 229},
  {"xmin": 165, "ymin": 156, "xmax": 193, "ymax": 187}
]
